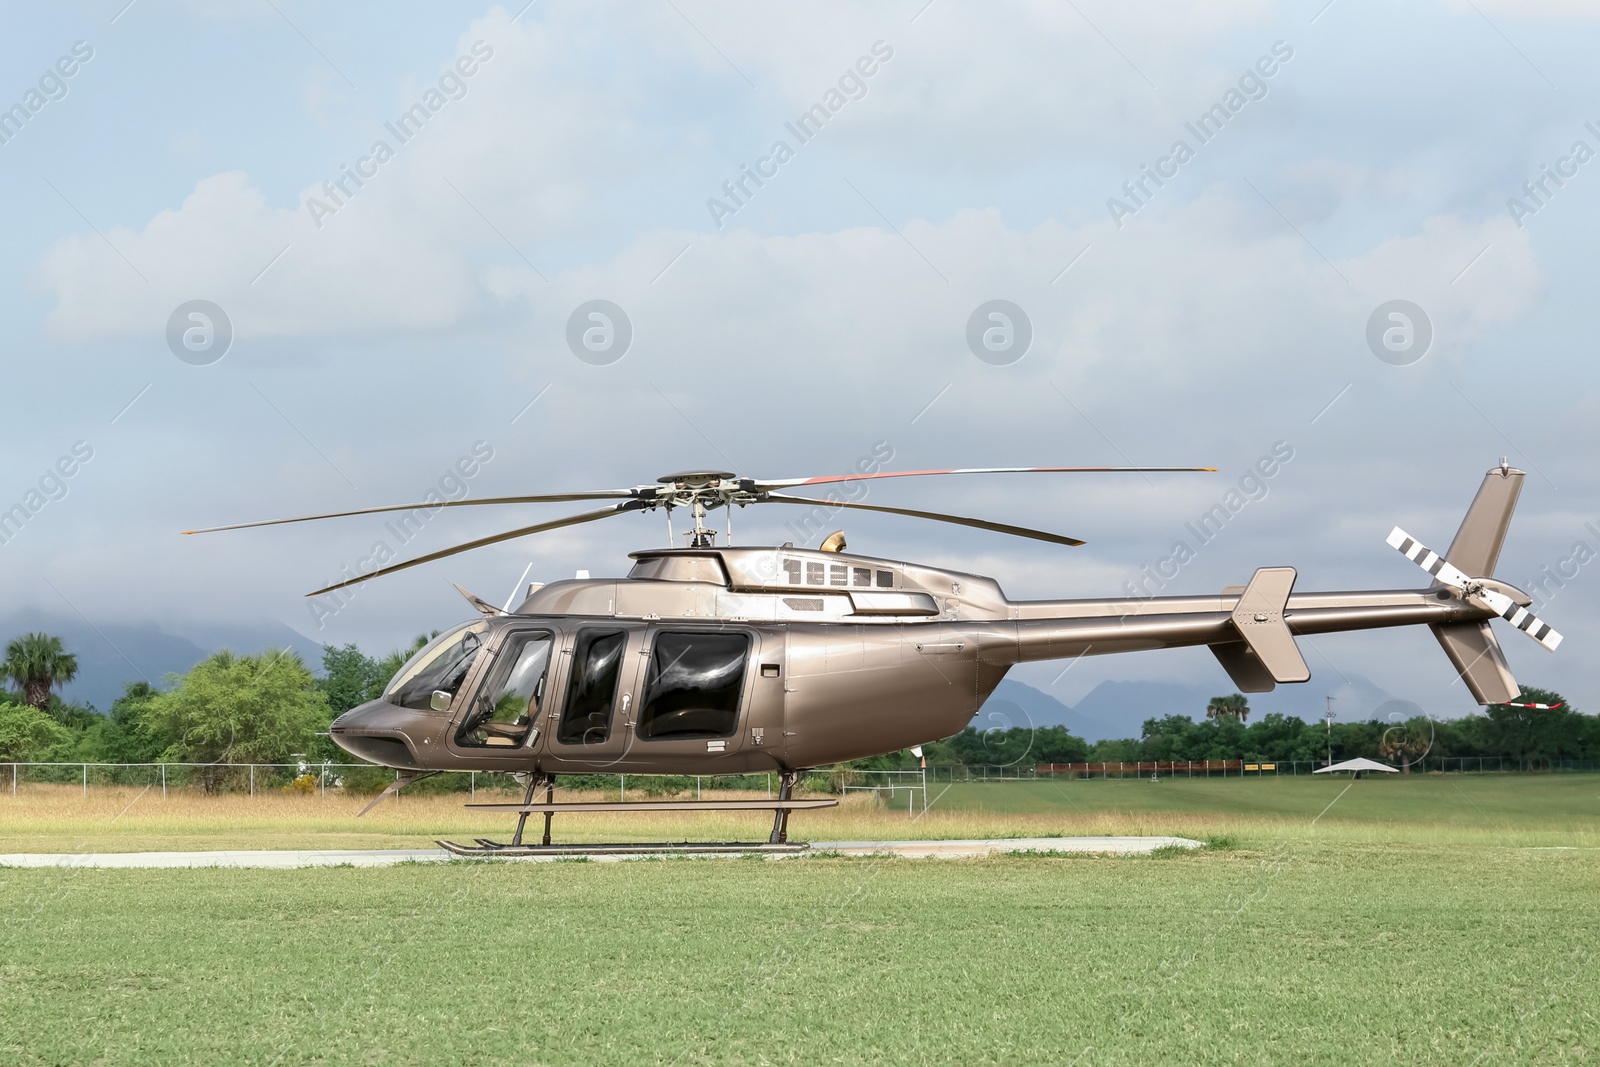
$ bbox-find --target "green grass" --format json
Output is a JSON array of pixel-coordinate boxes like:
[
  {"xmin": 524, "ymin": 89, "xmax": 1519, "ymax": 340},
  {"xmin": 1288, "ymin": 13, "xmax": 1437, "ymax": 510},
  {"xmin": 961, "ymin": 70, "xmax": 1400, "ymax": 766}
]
[
  {"xmin": 941, "ymin": 773, "xmax": 1600, "ymax": 829},
  {"xmin": 2, "ymin": 844, "xmax": 1597, "ymax": 1065},
  {"xmin": 3, "ymin": 777, "xmax": 1597, "ymax": 1063}
]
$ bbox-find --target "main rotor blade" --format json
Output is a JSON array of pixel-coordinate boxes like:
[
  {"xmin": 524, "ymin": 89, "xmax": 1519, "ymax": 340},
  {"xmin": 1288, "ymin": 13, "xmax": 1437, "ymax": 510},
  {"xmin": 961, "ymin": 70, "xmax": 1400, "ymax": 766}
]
[
  {"xmin": 754, "ymin": 466, "xmax": 1216, "ymax": 491},
  {"xmin": 762, "ymin": 492, "xmax": 1085, "ymax": 546},
  {"xmin": 184, "ymin": 490, "xmax": 639, "ymax": 536},
  {"xmin": 304, "ymin": 500, "xmax": 644, "ymax": 597}
]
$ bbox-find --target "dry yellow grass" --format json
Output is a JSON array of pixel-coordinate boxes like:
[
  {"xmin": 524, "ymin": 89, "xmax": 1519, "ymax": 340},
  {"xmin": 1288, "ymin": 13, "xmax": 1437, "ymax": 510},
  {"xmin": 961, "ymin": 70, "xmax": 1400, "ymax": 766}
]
[
  {"xmin": 3, "ymin": 777, "xmax": 1590, "ymax": 852},
  {"xmin": 1, "ymin": 782, "xmax": 1220, "ymax": 853}
]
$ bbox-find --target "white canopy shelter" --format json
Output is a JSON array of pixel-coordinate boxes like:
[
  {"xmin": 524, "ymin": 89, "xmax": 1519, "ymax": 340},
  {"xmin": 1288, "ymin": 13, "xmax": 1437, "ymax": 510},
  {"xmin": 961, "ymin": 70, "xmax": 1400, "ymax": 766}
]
[{"xmin": 1314, "ymin": 757, "xmax": 1399, "ymax": 774}]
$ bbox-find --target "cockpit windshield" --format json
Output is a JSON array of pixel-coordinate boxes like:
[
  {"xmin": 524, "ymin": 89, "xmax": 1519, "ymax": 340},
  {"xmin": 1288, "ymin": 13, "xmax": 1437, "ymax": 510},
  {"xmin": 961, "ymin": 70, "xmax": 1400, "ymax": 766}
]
[{"xmin": 387, "ymin": 621, "xmax": 490, "ymax": 711}]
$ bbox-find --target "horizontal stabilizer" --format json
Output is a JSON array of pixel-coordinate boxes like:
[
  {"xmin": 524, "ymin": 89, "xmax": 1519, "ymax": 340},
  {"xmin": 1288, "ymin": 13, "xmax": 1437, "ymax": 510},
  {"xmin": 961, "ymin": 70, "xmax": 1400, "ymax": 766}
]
[{"xmin": 1210, "ymin": 567, "xmax": 1310, "ymax": 692}]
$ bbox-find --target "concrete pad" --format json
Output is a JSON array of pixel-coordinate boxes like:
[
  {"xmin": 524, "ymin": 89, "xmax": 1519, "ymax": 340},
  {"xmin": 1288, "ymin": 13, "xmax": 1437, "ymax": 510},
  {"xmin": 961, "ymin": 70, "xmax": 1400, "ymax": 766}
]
[{"xmin": 0, "ymin": 837, "xmax": 1201, "ymax": 869}]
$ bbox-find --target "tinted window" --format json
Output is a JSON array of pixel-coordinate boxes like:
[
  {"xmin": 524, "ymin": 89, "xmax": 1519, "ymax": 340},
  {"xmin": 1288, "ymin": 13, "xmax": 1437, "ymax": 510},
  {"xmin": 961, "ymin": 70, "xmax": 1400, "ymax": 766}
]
[
  {"xmin": 457, "ymin": 632, "xmax": 553, "ymax": 747},
  {"xmin": 638, "ymin": 632, "xmax": 749, "ymax": 741},
  {"xmin": 389, "ymin": 623, "xmax": 488, "ymax": 711},
  {"xmin": 556, "ymin": 630, "xmax": 627, "ymax": 745}
]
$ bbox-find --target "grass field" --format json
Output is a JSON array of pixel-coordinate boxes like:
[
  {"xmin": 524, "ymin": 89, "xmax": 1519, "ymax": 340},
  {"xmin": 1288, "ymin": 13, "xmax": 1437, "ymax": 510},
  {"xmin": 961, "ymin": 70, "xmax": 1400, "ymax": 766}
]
[
  {"xmin": 1, "ymin": 773, "xmax": 1596, "ymax": 853},
  {"xmin": 2, "ymin": 776, "xmax": 1597, "ymax": 1064}
]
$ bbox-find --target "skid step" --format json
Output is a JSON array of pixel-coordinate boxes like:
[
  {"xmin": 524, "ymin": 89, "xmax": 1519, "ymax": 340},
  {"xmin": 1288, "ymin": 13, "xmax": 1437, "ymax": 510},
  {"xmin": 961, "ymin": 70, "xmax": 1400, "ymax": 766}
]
[
  {"xmin": 464, "ymin": 798, "xmax": 839, "ymax": 814},
  {"xmin": 439, "ymin": 838, "xmax": 810, "ymax": 857}
]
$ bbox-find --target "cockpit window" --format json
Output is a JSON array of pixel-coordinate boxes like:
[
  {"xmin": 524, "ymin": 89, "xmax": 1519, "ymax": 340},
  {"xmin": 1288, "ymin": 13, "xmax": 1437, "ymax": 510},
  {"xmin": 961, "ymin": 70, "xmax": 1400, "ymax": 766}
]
[
  {"xmin": 388, "ymin": 622, "xmax": 489, "ymax": 711},
  {"xmin": 457, "ymin": 631, "xmax": 553, "ymax": 748}
]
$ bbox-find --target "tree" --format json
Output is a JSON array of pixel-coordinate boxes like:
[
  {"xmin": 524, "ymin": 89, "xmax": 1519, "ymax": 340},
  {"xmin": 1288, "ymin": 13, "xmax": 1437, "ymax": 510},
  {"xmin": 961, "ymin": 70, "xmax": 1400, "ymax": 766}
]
[
  {"xmin": 77, "ymin": 681, "xmax": 166, "ymax": 764},
  {"xmin": 317, "ymin": 644, "xmax": 383, "ymax": 715},
  {"xmin": 1483, "ymin": 687, "xmax": 1574, "ymax": 770},
  {"xmin": 143, "ymin": 649, "xmax": 329, "ymax": 792},
  {"xmin": 0, "ymin": 698, "xmax": 72, "ymax": 762},
  {"xmin": 1377, "ymin": 717, "xmax": 1432, "ymax": 772},
  {"xmin": 1206, "ymin": 693, "xmax": 1250, "ymax": 724},
  {"xmin": 3, "ymin": 632, "xmax": 79, "ymax": 713}
]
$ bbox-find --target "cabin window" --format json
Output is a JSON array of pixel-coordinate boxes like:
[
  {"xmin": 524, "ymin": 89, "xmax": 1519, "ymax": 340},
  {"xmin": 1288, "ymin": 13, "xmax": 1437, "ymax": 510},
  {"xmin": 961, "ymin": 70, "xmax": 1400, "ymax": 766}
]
[
  {"xmin": 782, "ymin": 559, "xmax": 802, "ymax": 584},
  {"xmin": 806, "ymin": 562, "xmax": 825, "ymax": 585},
  {"xmin": 457, "ymin": 631, "xmax": 553, "ymax": 747},
  {"xmin": 638, "ymin": 632, "xmax": 749, "ymax": 741},
  {"xmin": 852, "ymin": 567, "xmax": 872, "ymax": 587},
  {"xmin": 875, "ymin": 570, "xmax": 894, "ymax": 588},
  {"xmin": 829, "ymin": 564, "xmax": 848, "ymax": 586},
  {"xmin": 555, "ymin": 630, "xmax": 628, "ymax": 745},
  {"xmin": 389, "ymin": 622, "xmax": 489, "ymax": 712}
]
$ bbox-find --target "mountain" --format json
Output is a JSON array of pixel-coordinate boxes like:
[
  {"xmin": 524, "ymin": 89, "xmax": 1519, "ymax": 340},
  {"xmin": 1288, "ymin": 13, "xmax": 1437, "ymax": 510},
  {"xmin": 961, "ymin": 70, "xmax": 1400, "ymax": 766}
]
[{"xmin": 0, "ymin": 610, "xmax": 326, "ymax": 712}]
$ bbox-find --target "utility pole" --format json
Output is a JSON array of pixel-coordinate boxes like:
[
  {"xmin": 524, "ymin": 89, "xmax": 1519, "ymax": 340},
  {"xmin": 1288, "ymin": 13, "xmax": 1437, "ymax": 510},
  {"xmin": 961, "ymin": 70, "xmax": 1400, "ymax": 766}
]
[{"xmin": 1323, "ymin": 696, "xmax": 1336, "ymax": 767}]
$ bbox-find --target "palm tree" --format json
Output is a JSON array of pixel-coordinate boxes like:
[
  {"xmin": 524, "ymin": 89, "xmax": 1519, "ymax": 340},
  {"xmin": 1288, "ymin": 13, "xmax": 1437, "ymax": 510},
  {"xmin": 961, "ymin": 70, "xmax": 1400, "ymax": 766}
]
[
  {"xmin": 1206, "ymin": 693, "xmax": 1251, "ymax": 724},
  {"xmin": 3, "ymin": 632, "xmax": 79, "ymax": 712}
]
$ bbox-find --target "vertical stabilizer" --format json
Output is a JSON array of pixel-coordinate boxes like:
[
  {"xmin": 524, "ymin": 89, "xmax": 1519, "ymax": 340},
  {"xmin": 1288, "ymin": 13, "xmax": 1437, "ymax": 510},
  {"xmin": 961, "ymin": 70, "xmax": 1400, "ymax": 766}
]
[
  {"xmin": 1444, "ymin": 463, "xmax": 1523, "ymax": 578},
  {"xmin": 1431, "ymin": 621, "xmax": 1519, "ymax": 705}
]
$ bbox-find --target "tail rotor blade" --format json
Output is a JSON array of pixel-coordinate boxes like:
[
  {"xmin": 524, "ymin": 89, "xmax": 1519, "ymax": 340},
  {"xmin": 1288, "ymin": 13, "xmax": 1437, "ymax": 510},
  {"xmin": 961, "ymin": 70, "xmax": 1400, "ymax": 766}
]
[
  {"xmin": 1388, "ymin": 526, "xmax": 1561, "ymax": 651},
  {"xmin": 1386, "ymin": 527, "xmax": 1475, "ymax": 589},
  {"xmin": 1472, "ymin": 586, "xmax": 1563, "ymax": 652}
]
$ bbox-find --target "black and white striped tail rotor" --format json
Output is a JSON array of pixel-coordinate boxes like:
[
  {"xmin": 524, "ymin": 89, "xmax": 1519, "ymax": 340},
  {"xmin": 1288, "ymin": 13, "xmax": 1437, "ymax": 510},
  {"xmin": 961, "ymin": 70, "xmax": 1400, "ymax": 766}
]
[{"xmin": 1387, "ymin": 527, "xmax": 1563, "ymax": 652}]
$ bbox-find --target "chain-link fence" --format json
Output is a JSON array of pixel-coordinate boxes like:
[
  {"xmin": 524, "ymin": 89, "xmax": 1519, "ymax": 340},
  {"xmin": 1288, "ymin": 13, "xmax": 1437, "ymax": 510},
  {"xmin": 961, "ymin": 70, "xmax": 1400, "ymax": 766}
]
[
  {"xmin": 1, "ymin": 763, "xmax": 818, "ymax": 800},
  {"xmin": 5, "ymin": 756, "xmax": 1595, "ymax": 800}
]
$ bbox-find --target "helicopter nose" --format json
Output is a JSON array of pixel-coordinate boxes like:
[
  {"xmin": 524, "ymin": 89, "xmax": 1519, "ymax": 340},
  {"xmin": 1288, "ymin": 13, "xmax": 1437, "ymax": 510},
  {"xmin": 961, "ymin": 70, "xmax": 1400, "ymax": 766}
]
[{"xmin": 328, "ymin": 700, "xmax": 436, "ymax": 769}]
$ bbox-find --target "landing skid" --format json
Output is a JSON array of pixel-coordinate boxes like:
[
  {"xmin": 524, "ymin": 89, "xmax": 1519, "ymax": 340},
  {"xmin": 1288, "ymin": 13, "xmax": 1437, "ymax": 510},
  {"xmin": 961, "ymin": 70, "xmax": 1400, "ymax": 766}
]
[
  {"xmin": 455, "ymin": 769, "xmax": 821, "ymax": 853},
  {"xmin": 437, "ymin": 838, "xmax": 809, "ymax": 858}
]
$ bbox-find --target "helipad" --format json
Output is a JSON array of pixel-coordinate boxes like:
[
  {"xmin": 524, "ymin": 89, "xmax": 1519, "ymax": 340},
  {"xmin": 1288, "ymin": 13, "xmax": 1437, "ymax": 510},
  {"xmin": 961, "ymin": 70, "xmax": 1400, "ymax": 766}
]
[{"xmin": 0, "ymin": 837, "xmax": 1201, "ymax": 868}]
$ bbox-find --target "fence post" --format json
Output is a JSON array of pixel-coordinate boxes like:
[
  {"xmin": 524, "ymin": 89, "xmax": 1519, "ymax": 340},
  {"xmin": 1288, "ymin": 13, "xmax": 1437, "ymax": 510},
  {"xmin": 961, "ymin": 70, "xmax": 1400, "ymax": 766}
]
[
  {"xmin": 471, "ymin": 771, "xmax": 476, "ymax": 800},
  {"xmin": 161, "ymin": 763, "xmax": 166, "ymax": 800},
  {"xmin": 82, "ymin": 763, "xmax": 87, "ymax": 796},
  {"xmin": 249, "ymin": 765, "xmax": 255, "ymax": 798},
  {"xmin": 320, "ymin": 763, "xmax": 326, "ymax": 799}
]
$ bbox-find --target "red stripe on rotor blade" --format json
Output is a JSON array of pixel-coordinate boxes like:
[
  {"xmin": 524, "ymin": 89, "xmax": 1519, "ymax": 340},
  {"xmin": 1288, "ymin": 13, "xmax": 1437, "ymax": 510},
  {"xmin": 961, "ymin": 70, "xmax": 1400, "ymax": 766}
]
[{"xmin": 771, "ymin": 466, "xmax": 1216, "ymax": 488}]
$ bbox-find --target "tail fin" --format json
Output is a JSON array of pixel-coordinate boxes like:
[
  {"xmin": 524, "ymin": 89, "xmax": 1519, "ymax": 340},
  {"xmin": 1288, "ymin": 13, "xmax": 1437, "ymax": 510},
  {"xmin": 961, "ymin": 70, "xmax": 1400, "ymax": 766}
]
[
  {"xmin": 1429, "ymin": 461, "xmax": 1525, "ymax": 705},
  {"xmin": 1442, "ymin": 460, "xmax": 1523, "ymax": 578},
  {"xmin": 1432, "ymin": 621, "xmax": 1519, "ymax": 705}
]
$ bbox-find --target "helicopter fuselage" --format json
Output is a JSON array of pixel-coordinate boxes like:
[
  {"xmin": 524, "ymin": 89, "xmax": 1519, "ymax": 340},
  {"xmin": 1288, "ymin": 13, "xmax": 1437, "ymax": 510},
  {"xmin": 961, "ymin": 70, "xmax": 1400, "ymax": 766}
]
[{"xmin": 329, "ymin": 543, "xmax": 1496, "ymax": 775}]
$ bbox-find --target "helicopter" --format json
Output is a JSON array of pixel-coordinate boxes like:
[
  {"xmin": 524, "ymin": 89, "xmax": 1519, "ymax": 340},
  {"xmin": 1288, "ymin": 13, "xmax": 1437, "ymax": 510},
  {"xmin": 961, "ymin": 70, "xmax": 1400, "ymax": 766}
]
[{"xmin": 187, "ymin": 460, "xmax": 1560, "ymax": 854}]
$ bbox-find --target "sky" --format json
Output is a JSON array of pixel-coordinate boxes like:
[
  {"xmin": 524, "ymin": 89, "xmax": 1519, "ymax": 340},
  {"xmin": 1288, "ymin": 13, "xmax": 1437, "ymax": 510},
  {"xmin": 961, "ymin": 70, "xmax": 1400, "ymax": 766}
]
[{"xmin": 2, "ymin": 0, "xmax": 1598, "ymax": 722}]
